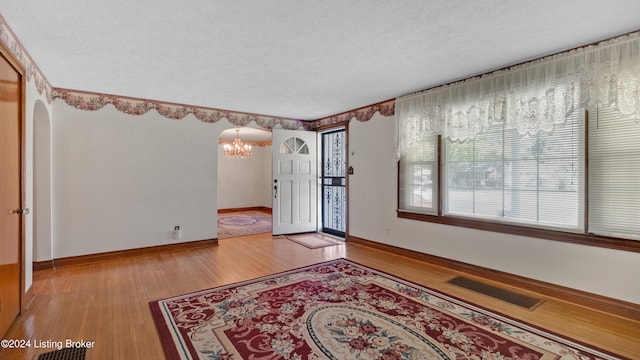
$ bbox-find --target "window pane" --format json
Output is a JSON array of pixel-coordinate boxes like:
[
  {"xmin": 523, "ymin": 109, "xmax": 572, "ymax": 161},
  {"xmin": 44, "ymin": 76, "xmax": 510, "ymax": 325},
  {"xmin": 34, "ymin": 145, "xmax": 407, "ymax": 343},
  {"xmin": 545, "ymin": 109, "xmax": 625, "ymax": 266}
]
[
  {"xmin": 444, "ymin": 111, "xmax": 583, "ymax": 230},
  {"xmin": 399, "ymin": 134, "xmax": 438, "ymax": 214},
  {"xmin": 446, "ymin": 127, "xmax": 505, "ymax": 217},
  {"xmin": 280, "ymin": 137, "xmax": 309, "ymax": 154},
  {"xmin": 409, "ymin": 164, "xmax": 433, "ymax": 207}
]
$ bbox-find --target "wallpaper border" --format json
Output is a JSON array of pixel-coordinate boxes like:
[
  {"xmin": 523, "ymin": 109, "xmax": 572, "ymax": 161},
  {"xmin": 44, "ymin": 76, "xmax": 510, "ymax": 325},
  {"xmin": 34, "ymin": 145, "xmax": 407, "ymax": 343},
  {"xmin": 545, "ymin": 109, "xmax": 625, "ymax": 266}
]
[
  {"xmin": 0, "ymin": 14, "xmax": 53, "ymax": 101},
  {"xmin": 52, "ymin": 88, "xmax": 308, "ymax": 130},
  {"xmin": 0, "ymin": 14, "xmax": 395, "ymax": 129},
  {"xmin": 311, "ymin": 99, "xmax": 396, "ymax": 129}
]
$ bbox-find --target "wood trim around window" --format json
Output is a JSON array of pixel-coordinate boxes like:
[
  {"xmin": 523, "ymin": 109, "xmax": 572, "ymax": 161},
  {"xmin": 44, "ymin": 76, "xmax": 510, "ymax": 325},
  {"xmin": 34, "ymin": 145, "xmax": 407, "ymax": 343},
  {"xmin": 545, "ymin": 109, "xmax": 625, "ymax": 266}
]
[{"xmin": 397, "ymin": 211, "xmax": 640, "ymax": 253}]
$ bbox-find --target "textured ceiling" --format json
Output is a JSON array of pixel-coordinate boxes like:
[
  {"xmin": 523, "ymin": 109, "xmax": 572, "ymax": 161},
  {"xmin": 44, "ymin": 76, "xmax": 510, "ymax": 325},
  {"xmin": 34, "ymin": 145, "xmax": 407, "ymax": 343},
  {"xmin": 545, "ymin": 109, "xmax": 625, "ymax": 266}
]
[{"xmin": 1, "ymin": 1, "xmax": 640, "ymax": 120}]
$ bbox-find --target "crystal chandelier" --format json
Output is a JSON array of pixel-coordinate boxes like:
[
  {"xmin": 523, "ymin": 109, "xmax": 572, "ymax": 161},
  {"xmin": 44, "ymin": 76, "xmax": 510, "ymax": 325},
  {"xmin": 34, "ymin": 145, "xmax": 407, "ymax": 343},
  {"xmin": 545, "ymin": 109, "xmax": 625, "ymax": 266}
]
[{"xmin": 223, "ymin": 129, "xmax": 252, "ymax": 159}]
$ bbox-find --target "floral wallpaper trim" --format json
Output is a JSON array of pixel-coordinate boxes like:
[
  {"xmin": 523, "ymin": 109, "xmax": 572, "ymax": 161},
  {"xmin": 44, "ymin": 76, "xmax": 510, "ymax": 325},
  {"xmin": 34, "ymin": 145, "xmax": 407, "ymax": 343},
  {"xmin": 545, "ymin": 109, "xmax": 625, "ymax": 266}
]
[
  {"xmin": 52, "ymin": 88, "xmax": 308, "ymax": 130},
  {"xmin": 0, "ymin": 14, "xmax": 54, "ymax": 102},
  {"xmin": 53, "ymin": 88, "xmax": 395, "ymax": 130},
  {"xmin": 1, "ymin": 15, "xmax": 394, "ymax": 127},
  {"xmin": 310, "ymin": 98, "xmax": 396, "ymax": 129},
  {"xmin": 218, "ymin": 139, "xmax": 272, "ymax": 147}
]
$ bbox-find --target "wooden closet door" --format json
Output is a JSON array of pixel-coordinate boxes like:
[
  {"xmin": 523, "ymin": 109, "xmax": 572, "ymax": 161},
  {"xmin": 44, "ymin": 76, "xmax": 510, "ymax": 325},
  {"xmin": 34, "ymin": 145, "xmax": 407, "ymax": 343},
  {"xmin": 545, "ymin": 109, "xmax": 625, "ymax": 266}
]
[{"xmin": 0, "ymin": 49, "xmax": 22, "ymax": 337}]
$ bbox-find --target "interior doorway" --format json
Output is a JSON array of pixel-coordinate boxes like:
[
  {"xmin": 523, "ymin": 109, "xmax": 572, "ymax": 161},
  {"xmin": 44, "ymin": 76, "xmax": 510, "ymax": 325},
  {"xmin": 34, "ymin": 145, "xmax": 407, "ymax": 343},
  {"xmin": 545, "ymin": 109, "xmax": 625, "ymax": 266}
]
[
  {"xmin": 217, "ymin": 127, "xmax": 273, "ymax": 238},
  {"xmin": 320, "ymin": 128, "xmax": 346, "ymax": 238}
]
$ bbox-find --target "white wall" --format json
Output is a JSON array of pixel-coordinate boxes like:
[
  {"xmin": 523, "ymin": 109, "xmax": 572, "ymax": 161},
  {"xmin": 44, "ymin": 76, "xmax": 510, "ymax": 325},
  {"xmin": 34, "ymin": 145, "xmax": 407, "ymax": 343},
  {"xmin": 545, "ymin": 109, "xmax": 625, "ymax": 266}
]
[
  {"xmin": 24, "ymin": 81, "xmax": 53, "ymax": 291},
  {"xmin": 33, "ymin": 100, "xmax": 53, "ymax": 262},
  {"xmin": 348, "ymin": 113, "xmax": 640, "ymax": 305},
  {"xmin": 217, "ymin": 144, "xmax": 272, "ymax": 209},
  {"xmin": 51, "ymin": 102, "xmax": 227, "ymax": 258}
]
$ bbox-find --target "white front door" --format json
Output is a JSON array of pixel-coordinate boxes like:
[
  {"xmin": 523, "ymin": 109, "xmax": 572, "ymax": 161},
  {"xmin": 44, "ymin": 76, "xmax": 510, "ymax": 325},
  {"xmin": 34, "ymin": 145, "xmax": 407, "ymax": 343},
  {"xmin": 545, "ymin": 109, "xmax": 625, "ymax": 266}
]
[{"xmin": 272, "ymin": 129, "xmax": 317, "ymax": 235}]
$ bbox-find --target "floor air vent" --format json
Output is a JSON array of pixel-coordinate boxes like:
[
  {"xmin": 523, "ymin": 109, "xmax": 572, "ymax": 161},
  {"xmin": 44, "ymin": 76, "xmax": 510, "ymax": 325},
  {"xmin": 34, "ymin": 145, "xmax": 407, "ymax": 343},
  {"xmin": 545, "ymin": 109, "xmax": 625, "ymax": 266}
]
[
  {"xmin": 447, "ymin": 276, "xmax": 543, "ymax": 310},
  {"xmin": 37, "ymin": 347, "xmax": 87, "ymax": 360}
]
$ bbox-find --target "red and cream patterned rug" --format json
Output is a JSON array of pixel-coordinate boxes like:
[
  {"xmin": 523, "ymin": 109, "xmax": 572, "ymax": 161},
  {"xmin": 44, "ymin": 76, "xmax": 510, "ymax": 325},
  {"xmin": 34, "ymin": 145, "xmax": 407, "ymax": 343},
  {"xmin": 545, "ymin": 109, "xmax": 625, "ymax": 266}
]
[{"xmin": 149, "ymin": 259, "xmax": 625, "ymax": 360}]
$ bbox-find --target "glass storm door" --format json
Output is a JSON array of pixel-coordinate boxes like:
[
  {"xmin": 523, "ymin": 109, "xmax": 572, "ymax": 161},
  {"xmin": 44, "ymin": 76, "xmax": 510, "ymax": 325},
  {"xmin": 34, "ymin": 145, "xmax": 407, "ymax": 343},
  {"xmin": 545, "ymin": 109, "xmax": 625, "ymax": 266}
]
[{"xmin": 321, "ymin": 129, "xmax": 346, "ymax": 237}]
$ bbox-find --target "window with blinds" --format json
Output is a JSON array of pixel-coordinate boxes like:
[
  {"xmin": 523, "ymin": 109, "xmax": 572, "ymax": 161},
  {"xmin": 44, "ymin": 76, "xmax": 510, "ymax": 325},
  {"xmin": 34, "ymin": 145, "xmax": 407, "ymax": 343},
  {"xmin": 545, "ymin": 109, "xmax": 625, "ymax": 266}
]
[
  {"xmin": 588, "ymin": 107, "xmax": 640, "ymax": 240},
  {"xmin": 395, "ymin": 32, "xmax": 640, "ymax": 247},
  {"xmin": 398, "ymin": 134, "xmax": 438, "ymax": 214},
  {"xmin": 444, "ymin": 110, "xmax": 584, "ymax": 230}
]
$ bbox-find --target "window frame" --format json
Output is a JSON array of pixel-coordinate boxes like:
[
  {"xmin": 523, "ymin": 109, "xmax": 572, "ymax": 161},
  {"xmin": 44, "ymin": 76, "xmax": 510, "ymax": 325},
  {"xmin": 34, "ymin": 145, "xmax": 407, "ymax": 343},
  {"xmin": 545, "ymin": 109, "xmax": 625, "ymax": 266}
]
[{"xmin": 397, "ymin": 112, "xmax": 640, "ymax": 253}]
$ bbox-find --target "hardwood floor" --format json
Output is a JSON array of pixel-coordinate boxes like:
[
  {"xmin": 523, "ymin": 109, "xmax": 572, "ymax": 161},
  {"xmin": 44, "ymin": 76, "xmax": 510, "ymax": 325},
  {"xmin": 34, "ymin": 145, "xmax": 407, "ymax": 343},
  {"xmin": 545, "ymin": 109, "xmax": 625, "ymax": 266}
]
[{"xmin": 2, "ymin": 233, "xmax": 639, "ymax": 359}]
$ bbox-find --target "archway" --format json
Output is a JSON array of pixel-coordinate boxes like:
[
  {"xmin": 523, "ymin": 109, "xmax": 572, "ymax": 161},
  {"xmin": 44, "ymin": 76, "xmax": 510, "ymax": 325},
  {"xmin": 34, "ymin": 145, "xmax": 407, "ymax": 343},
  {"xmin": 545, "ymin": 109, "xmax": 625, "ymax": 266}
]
[
  {"xmin": 216, "ymin": 127, "xmax": 273, "ymax": 238},
  {"xmin": 33, "ymin": 100, "xmax": 53, "ymax": 262}
]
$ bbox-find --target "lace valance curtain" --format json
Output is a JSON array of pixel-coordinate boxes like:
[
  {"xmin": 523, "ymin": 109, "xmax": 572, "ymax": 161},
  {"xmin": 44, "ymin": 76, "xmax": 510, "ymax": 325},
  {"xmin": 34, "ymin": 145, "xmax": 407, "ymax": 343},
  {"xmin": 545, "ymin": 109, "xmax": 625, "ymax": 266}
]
[{"xmin": 395, "ymin": 31, "xmax": 640, "ymax": 157}]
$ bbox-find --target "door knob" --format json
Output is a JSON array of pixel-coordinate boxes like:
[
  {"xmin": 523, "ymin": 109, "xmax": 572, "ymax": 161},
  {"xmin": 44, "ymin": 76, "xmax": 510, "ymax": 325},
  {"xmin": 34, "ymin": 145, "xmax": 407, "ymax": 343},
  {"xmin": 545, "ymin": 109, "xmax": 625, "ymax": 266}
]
[{"xmin": 10, "ymin": 208, "xmax": 29, "ymax": 215}]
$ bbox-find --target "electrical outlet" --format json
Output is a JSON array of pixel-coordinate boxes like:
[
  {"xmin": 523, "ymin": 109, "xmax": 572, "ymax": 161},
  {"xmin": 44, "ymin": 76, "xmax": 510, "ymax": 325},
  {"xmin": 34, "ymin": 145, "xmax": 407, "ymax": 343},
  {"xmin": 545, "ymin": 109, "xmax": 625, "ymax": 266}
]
[{"xmin": 173, "ymin": 226, "xmax": 182, "ymax": 240}]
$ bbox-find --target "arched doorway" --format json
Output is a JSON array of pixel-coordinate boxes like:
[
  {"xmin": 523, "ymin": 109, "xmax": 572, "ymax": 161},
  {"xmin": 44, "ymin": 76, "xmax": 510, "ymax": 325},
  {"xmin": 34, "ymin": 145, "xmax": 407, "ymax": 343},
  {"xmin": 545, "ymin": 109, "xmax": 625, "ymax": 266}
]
[
  {"xmin": 216, "ymin": 127, "xmax": 273, "ymax": 238},
  {"xmin": 33, "ymin": 100, "xmax": 53, "ymax": 263}
]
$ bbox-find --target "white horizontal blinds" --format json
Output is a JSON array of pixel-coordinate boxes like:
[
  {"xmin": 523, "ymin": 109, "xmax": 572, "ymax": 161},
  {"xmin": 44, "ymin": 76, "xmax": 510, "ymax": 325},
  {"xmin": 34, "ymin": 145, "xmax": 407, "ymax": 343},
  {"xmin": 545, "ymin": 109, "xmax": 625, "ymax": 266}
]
[
  {"xmin": 535, "ymin": 110, "xmax": 584, "ymax": 228},
  {"xmin": 589, "ymin": 106, "xmax": 640, "ymax": 240},
  {"xmin": 445, "ymin": 110, "xmax": 583, "ymax": 230},
  {"xmin": 445, "ymin": 126, "xmax": 510, "ymax": 218},
  {"xmin": 398, "ymin": 134, "xmax": 438, "ymax": 214}
]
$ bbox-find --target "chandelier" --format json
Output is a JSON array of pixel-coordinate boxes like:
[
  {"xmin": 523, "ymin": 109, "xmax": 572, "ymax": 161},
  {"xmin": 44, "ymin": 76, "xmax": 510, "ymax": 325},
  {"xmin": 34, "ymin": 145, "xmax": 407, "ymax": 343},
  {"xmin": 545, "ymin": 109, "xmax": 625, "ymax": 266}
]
[{"xmin": 223, "ymin": 129, "xmax": 252, "ymax": 159}]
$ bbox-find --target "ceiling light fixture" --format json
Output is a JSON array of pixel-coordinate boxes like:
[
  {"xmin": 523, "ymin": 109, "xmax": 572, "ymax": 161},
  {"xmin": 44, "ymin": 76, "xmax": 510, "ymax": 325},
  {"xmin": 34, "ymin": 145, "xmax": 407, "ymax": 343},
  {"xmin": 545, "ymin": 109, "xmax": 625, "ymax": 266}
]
[{"xmin": 223, "ymin": 129, "xmax": 252, "ymax": 159}]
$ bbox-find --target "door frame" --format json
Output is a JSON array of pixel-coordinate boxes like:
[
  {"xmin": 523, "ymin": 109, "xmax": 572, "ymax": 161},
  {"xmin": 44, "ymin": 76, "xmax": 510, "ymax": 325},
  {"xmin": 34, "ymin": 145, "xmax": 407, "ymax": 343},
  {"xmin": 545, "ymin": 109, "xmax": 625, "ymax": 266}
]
[
  {"xmin": 0, "ymin": 42, "xmax": 27, "ymax": 316},
  {"xmin": 316, "ymin": 121, "xmax": 349, "ymax": 240},
  {"xmin": 319, "ymin": 127, "xmax": 346, "ymax": 237}
]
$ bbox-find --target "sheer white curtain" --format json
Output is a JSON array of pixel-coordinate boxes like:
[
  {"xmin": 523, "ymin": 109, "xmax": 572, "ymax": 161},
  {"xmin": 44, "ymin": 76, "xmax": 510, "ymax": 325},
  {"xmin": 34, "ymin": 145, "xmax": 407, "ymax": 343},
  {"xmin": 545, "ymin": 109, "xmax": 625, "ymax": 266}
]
[{"xmin": 396, "ymin": 31, "xmax": 640, "ymax": 156}]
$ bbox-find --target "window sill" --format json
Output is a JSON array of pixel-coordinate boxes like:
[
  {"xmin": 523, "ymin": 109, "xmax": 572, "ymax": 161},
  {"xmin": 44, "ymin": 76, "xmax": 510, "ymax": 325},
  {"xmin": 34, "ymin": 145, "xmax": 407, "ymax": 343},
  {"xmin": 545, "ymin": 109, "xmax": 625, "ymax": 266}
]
[{"xmin": 397, "ymin": 211, "xmax": 640, "ymax": 253}]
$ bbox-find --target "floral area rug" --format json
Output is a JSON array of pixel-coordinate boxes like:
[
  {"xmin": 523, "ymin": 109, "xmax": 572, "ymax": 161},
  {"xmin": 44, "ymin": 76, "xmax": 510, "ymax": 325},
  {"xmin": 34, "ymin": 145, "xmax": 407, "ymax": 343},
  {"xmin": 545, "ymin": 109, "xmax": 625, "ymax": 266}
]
[
  {"xmin": 149, "ymin": 259, "xmax": 626, "ymax": 360},
  {"xmin": 217, "ymin": 211, "xmax": 272, "ymax": 239}
]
